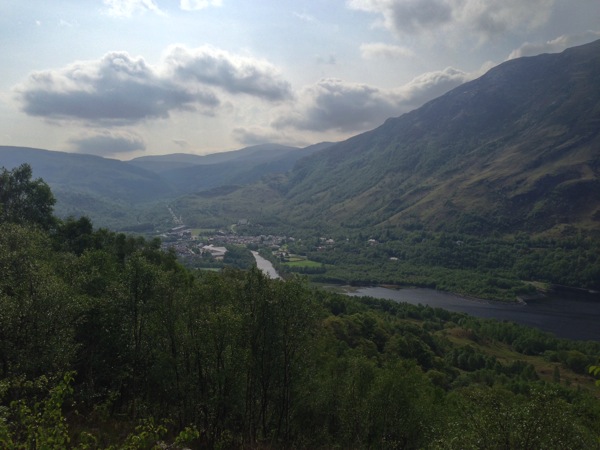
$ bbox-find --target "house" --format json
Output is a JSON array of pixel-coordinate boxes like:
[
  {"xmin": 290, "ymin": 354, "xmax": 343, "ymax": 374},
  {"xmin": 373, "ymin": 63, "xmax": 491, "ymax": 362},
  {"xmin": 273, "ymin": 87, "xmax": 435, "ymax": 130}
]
[{"xmin": 202, "ymin": 244, "xmax": 228, "ymax": 260}]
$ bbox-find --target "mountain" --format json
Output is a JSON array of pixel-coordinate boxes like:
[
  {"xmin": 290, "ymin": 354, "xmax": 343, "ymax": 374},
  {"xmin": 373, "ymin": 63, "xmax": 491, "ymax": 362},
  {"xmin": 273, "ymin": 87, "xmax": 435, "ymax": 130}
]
[
  {"xmin": 0, "ymin": 142, "xmax": 335, "ymax": 229},
  {"xmin": 0, "ymin": 146, "xmax": 174, "ymax": 228},
  {"xmin": 5, "ymin": 41, "xmax": 600, "ymax": 237},
  {"xmin": 130, "ymin": 143, "xmax": 334, "ymax": 194},
  {"xmin": 130, "ymin": 143, "xmax": 299, "ymax": 169},
  {"xmin": 272, "ymin": 40, "xmax": 600, "ymax": 235}
]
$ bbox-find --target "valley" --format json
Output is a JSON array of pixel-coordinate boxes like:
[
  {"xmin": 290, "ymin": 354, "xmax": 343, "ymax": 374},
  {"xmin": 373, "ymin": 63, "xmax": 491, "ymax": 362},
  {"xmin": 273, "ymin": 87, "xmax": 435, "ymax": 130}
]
[
  {"xmin": 3, "ymin": 40, "xmax": 600, "ymax": 302},
  {"xmin": 4, "ymin": 1, "xmax": 600, "ymax": 447},
  {"xmin": 2, "ymin": 38, "xmax": 600, "ymax": 449}
]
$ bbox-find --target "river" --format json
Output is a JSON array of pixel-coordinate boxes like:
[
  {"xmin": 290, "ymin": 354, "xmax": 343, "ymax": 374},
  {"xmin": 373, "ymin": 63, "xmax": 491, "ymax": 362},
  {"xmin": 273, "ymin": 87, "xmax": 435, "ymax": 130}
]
[
  {"xmin": 251, "ymin": 251, "xmax": 281, "ymax": 279},
  {"xmin": 249, "ymin": 252, "xmax": 599, "ymax": 341},
  {"xmin": 347, "ymin": 287, "xmax": 600, "ymax": 341}
]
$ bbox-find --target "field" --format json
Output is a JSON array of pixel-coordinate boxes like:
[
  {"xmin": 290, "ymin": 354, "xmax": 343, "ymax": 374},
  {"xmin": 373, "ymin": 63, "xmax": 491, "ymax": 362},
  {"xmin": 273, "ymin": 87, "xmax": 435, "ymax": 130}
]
[
  {"xmin": 282, "ymin": 258, "xmax": 322, "ymax": 268},
  {"xmin": 442, "ymin": 327, "xmax": 598, "ymax": 393}
]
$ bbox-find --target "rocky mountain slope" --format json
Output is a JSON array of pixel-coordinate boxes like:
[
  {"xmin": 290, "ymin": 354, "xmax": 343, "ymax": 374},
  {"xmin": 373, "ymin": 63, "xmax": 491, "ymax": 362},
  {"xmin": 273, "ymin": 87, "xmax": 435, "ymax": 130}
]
[{"xmin": 275, "ymin": 39, "xmax": 600, "ymax": 235}]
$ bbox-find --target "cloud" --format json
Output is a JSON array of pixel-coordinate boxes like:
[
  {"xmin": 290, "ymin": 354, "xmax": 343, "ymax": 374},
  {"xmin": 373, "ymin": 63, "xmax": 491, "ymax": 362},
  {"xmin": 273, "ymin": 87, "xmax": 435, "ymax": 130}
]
[
  {"xmin": 316, "ymin": 54, "xmax": 337, "ymax": 65},
  {"xmin": 397, "ymin": 66, "xmax": 471, "ymax": 108},
  {"xmin": 69, "ymin": 130, "xmax": 146, "ymax": 156},
  {"xmin": 15, "ymin": 46, "xmax": 291, "ymax": 125},
  {"xmin": 15, "ymin": 51, "xmax": 218, "ymax": 124},
  {"xmin": 180, "ymin": 0, "xmax": 222, "ymax": 12},
  {"xmin": 348, "ymin": 0, "xmax": 452, "ymax": 34},
  {"xmin": 507, "ymin": 31, "xmax": 600, "ymax": 59},
  {"xmin": 103, "ymin": 0, "xmax": 164, "ymax": 17},
  {"xmin": 460, "ymin": 1, "xmax": 554, "ymax": 38},
  {"xmin": 293, "ymin": 11, "xmax": 318, "ymax": 23},
  {"xmin": 274, "ymin": 78, "xmax": 401, "ymax": 132},
  {"xmin": 348, "ymin": 0, "xmax": 554, "ymax": 41},
  {"xmin": 164, "ymin": 45, "xmax": 292, "ymax": 101},
  {"xmin": 360, "ymin": 42, "xmax": 414, "ymax": 59},
  {"xmin": 59, "ymin": 19, "xmax": 78, "ymax": 27},
  {"xmin": 172, "ymin": 139, "xmax": 189, "ymax": 148},
  {"xmin": 232, "ymin": 127, "xmax": 308, "ymax": 147},
  {"xmin": 274, "ymin": 67, "xmax": 471, "ymax": 133}
]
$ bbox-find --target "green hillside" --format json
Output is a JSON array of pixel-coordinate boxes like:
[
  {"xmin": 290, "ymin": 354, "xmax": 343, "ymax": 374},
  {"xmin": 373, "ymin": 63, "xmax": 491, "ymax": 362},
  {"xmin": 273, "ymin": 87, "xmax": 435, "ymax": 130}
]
[
  {"xmin": 167, "ymin": 41, "xmax": 600, "ymax": 296},
  {"xmin": 0, "ymin": 143, "xmax": 334, "ymax": 229},
  {"xmin": 1, "ymin": 169, "xmax": 600, "ymax": 448},
  {"xmin": 0, "ymin": 146, "xmax": 172, "ymax": 202},
  {"xmin": 130, "ymin": 143, "xmax": 333, "ymax": 194},
  {"xmin": 175, "ymin": 41, "xmax": 600, "ymax": 238},
  {"xmin": 0, "ymin": 146, "xmax": 174, "ymax": 229},
  {"xmin": 3, "ymin": 41, "xmax": 600, "ymax": 296},
  {"xmin": 278, "ymin": 40, "xmax": 600, "ymax": 235}
]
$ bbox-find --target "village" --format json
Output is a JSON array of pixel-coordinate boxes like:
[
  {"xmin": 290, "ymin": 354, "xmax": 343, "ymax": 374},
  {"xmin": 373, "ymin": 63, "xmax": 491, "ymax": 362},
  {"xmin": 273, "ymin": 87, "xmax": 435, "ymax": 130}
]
[{"xmin": 158, "ymin": 223, "xmax": 292, "ymax": 263}]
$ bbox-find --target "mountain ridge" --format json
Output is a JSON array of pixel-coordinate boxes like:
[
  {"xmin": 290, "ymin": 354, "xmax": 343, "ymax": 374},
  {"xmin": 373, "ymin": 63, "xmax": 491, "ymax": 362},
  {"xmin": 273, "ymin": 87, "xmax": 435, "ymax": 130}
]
[
  {"xmin": 0, "ymin": 142, "xmax": 335, "ymax": 228},
  {"xmin": 2, "ymin": 40, "xmax": 599, "ymax": 236},
  {"xmin": 271, "ymin": 39, "xmax": 600, "ymax": 235}
]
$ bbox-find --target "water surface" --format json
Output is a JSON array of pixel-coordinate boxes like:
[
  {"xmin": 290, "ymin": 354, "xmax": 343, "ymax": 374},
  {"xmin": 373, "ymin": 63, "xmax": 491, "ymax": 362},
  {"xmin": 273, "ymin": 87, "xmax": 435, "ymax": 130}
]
[
  {"xmin": 251, "ymin": 251, "xmax": 281, "ymax": 279},
  {"xmin": 348, "ymin": 287, "xmax": 600, "ymax": 341}
]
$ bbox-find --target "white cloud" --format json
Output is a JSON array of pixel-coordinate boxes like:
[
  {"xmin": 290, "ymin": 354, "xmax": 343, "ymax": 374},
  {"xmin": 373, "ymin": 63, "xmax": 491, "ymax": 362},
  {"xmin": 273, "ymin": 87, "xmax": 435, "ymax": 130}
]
[
  {"xmin": 69, "ymin": 130, "xmax": 146, "ymax": 156},
  {"xmin": 14, "ymin": 46, "xmax": 292, "ymax": 125},
  {"xmin": 232, "ymin": 126, "xmax": 308, "ymax": 147},
  {"xmin": 274, "ymin": 78, "xmax": 400, "ymax": 132},
  {"xmin": 316, "ymin": 54, "xmax": 337, "ymax": 65},
  {"xmin": 293, "ymin": 11, "xmax": 317, "ymax": 23},
  {"xmin": 59, "ymin": 19, "xmax": 78, "ymax": 27},
  {"xmin": 15, "ymin": 51, "xmax": 218, "ymax": 124},
  {"xmin": 274, "ymin": 66, "xmax": 472, "ymax": 133},
  {"xmin": 164, "ymin": 45, "xmax": 292, "ymax": 101},
  {"xmin": 507, "ymin": 30, "xmax": 600, "ymax": 59},
  {"xmin": 180, "ymin": 0, "xmax": 222, "ymax": 12},
  {"xmin": 348, "ymin": 0, "xmax": 555, "ymax": 41},
  {"xmin": 103, "ymin": 0, "xmax": 164, "ymax": 17},
  {"xmin": 397, "ymin": 66, "xmax": 471, "ymax": 108},
  {"xmin": 360, "ymin": 42, "xmax": 414, "ymax": 59},
  {"xmin": 172, "ymin": 139, "xmax": 189, "ymax": 148}
]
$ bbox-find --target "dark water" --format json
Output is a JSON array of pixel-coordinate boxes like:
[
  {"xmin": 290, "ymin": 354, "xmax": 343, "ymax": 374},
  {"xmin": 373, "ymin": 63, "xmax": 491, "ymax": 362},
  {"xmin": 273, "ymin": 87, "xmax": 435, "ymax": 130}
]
[{"xmin": 347, "ymin": 287, "xmax": 600, "ymax": 341}]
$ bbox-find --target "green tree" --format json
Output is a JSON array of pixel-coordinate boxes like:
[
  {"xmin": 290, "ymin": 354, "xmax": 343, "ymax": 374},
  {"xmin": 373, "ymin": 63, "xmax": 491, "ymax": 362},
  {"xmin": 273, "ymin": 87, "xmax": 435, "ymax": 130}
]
[
  {"xmin": 0, "ymin": 223, "xmax": 79, "ymax": 378},
  {"xmin": 239, "ymin": 269, "xmax": 320, "ymax": 446},
  {"xmin": 0, "ymin": 164, "xmax": 56, "ymax": 229},
  {"xmin": 0, "ymin": 373, "xmax": 75, "ymax": 449},
  {"xmin": 439, "ymin": 386, "xmax": 597, "ymax": 449},
  {"xmin": 54, "ymin": 216, "xmax": 94, "ymax": 255}
]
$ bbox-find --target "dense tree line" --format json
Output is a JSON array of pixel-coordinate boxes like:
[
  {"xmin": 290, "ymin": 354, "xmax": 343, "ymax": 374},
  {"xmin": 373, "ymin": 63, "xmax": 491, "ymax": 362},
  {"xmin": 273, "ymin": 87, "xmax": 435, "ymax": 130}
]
[
  {"xmin": 281, "ymin": 228, "xmax": 600, "ymax": 300},
  {"xmin": 1, "ymin": 165, "xmax": 600, "ymax": 448}
]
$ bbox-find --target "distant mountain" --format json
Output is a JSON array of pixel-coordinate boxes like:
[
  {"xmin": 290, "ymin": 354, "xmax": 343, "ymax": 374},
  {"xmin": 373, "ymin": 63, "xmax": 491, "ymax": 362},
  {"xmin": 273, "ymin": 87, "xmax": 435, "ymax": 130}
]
[
  {"xmin": 272, "ymin": 40, "xmax": 600, "ymax": 235},
  {"xmin": 130, "ymin": 143, "xmax": 334, "ymax": 194},
  {"xmin": 0, "ymin": 146, "xmax": 173, "ymax": 228},
  {"xmin": 0, "ymin": 142, "xmax": 335, "ymax": 229},
  {"xmin": 173, "ymin": 40, "xmax": 600, "ymax": 236},
  {"xmin": 129, "ymin": 144, "xmax": 298, "ymax": 172},
  {"xmin": 126, "ymin": 153, "xmax": 211, "ymax": 173},
  {"xmin": 7, "ymin": 40, "xmax": 599, "ymax": 237}
]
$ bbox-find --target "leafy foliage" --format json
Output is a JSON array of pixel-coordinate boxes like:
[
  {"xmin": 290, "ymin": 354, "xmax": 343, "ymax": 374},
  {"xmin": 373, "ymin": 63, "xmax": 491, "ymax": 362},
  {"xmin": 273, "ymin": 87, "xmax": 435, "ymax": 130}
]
[
  {"xmin": 0, "ymin": 164, "xmax": 56, "ymax": 229},
  {"xmin": 1, "ymin": 164, "xmax": 600, "ymax": 448}
]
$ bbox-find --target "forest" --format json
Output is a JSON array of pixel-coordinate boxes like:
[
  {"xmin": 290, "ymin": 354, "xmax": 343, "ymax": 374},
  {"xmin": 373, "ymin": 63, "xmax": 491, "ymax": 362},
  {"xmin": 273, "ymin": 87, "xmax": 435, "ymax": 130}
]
[
  {"xmin": 2, "ymin": 164, "xmax": 600, "ymax": 449},
  {"xmin": 261, "ymin": 226, "xmax": 600, "ymax": 301}
]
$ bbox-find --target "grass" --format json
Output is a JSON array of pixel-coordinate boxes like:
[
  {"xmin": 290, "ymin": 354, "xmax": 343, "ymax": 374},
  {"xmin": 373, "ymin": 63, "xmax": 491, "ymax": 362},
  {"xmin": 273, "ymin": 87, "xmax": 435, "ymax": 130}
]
[
  {"xmin": 282, "ymin": 259, "xmax": 322, "ymax": 268},
  {"xmin": 441, "ymin": 327, "xmax": 598, "ymax": 393},
  {"xmin": 191, "ymin": 228, "xmax": 216, "ymax": 236}
]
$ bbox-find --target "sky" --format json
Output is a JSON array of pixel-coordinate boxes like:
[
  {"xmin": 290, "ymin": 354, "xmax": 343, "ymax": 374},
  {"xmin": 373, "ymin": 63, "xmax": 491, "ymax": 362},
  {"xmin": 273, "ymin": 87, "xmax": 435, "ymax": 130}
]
[{"xmin": 1, "ymin": 1, "xmax": 599, "ymax": 160}]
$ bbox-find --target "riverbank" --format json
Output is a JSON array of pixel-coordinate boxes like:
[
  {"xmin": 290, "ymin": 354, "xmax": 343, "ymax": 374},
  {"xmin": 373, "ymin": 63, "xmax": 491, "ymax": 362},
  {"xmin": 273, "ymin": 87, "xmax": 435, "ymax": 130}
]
[
  {"xmin": 345, "ymin": 286, "xmax": 600, "ymax": 341},
  {"xmin": 250, "ymin": 251, "xmax": 600, "ymax": 340}
]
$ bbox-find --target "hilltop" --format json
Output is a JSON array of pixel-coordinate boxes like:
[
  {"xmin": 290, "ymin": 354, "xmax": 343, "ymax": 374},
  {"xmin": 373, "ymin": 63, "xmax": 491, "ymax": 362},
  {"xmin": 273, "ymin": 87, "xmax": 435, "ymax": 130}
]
[{"xmin": 277, "ymin": 39, "xmax": 600, "ymax": 235}]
